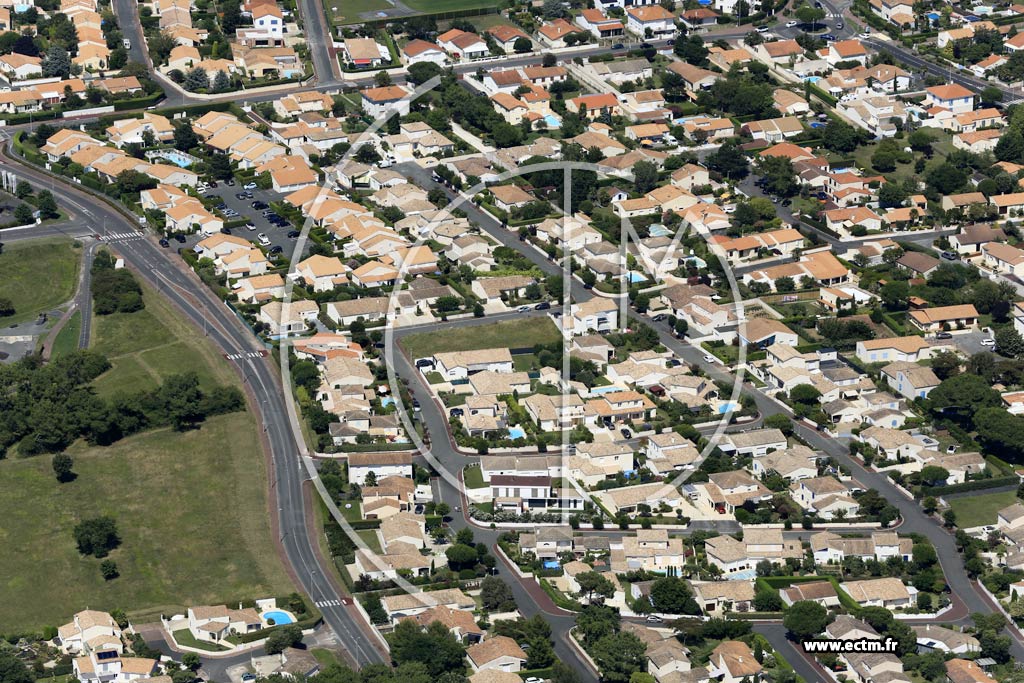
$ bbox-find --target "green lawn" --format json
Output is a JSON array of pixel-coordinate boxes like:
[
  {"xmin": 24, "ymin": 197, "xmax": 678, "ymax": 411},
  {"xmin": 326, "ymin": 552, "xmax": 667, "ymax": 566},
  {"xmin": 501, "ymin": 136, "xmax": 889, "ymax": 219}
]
[
  {"xmin": 0, "ymin": 277, "xmax": 292, "ymax": 632},
  {"xmin": 356, "ymin": 529, "xmax": 382, "ymax": 553},
  {"xmin": 464, "ymin": 465, "xmax": 487, "ymax": 489},
  {"xmin": 312, "ymin": 649, "xmax": 341, "ymax": 668},
  {"xmin": 90, "ymin": 280, "xmax": 237, "ymax": 397},
  {"xmin": 50, "ymin": 311, "xmax": 82, "ymax": 358},
  {"xmin": 402, "ymin": 0, "xmax": 499, "ymax": 12},
  {"xmin": 326, "ymin": 0, "xmax": 393, "ymax": 24},
  {"xmin": 0, "ymin": 412, "xmax": 293, "ymax": 632},
  {"xmin": 172, "ymin": 629, "xmax": 231, "ymax": 652},
  {"xmin": 949, "ymin": 490, "xmax": 1018, "ymax": 529},
  {"xmin": 0, "ymin": 238, "xmax": 81, "ymax": 324},
  {"xmin": 400, "ymin": 317, "xmax": 562, "ymax": 360}
]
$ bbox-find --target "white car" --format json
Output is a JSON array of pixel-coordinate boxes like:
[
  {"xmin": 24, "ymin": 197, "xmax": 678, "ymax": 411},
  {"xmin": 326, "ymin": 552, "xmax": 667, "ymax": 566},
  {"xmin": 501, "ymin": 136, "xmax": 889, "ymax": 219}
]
[
  {"xmin": 257, "ymin": 233, "xmax": 271, "ymax": 246},
  {"xmin": 243, "ymin": 182, "xmax": 258, "ymax": 190},
  {"xmin": 981, "ymin": 338, "xmax": 996, "ymax": 347},
  {"xmin": 703, "ymin": 354, "xmax": 717, "ymax": 363},
  {"xmin": 246, "ymin": 223, "xmax": 256, "ymax": 231},
  {"xmin": 517, "ymin": 305, "xmax": 531, "ymax": 312},
  {"xmin": 786, "ymin": 20, "xmax": 799, "ymax": 27},
  {"xmin": 861, "ymin": 30, "xmax": 871, "ymax": 37},
  {"xmin": 756, "ymin": 25, "xmax": 770, "ymax": 32}
]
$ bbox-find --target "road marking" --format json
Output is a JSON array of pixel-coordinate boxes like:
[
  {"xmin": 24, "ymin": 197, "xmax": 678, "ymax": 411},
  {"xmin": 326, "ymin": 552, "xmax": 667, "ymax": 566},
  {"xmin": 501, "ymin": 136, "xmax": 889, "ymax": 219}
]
[
  {"xmin": 224, "ymin": 350, "xmax": 267, "ymax": 360},
  {"xmin": 316, "ymin": 599, "xmax": 343, "ymax": 608},
  {"xmin": 101, "ymin": 231, "xmax": 144, "ymax": 242}
]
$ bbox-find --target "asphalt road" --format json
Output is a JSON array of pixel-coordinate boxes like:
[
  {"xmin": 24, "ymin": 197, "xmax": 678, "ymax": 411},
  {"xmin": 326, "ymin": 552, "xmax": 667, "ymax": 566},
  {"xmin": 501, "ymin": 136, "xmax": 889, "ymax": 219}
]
[{"xmin": 0, "ymin": 145, "xmax": 387, "ymax": 669}]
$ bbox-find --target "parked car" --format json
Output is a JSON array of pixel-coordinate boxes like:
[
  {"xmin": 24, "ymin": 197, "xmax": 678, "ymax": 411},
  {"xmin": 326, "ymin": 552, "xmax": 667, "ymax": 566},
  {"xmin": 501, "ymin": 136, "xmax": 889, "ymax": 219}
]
[
  {"xmin": 220, "ymin": 227, "xmax": 232, "ymax": 235},
  {"xmin": 611, "ymin": 42, "xmax": 624, "ymax": 49},
  {"xmin": 786, "ymin": 19, "xmax": 799, "ymax": 27},
  {"xmin": 822, "ymin": 33, "xmax": 838, "ymax": 40},
  {"xmin": 517, "ymin": 305, "xmax": 530, "ymax": 312},
  {"xmin": 257, "ymin": 233, "xmax": 271, "ymax": 246},
  {"xmin": 203, "ymin": 193, "xmax": 217, "ymax": 200},
  {"xmin": 981, "ymin": 338, "xmax": 996, "ymax": 347},
  {"xmin": 252, "ymin": 200, "xmax": 268, "ymax": 210},
  {"xmin": 269, "ymin": 245, "xmax": 283, "ymax": 255},
  {"xmin": 946, "ymin": 445, "xmax": 958, "ymax": 454},
  {"xmin": 703, "ymin": 354, "xmax": 717, "ymax": 363},
  {"xmin": 246, "ymin": 223, "xmax": 256, "ymax": 231},
  {"xmin": 653, "ymin": 314, "xmax": 666, "ymax": 321},
  {"xmin": 941, "ymin": 251, "xmax": 957, "ymax": 260},
  {"xmin": 646, "ymin": 616, "xmax": 663, "ymax": 623},
  {"xmin": 450, "ymin": 408, "xmax": 464, "ymax": 417},
  {"xmin": 535, "ymin": 302, "xmax": 551, "ymax": 310},
  {"xmin": 208, "ymin": 181, "xmax": 218, "ymax": 188},
  {"xmin": 620, "ymin": 428, "xmax": 632, "ymax": 439},
  {"xmin": 225, "ymin": 178, "xmax": 235, "ymax": 186},
  {"xmin": 756, "ymin": 25, "xmax": 769, "ymax": 32},
  {"xmin": 415, "ymin": 359, "xmax": 434, "ymax": 368},
  {"xmin": 243, "ymin": 182, "xmax": 258, "ymax": 190},
  {"xmin": 935, "ymin": 331, "xmax": 952, "ymax": 340},
  {"xmin": 287, "ymin": 230, "xmax": 300, "ymax": 238},
  {"xmin": 159, "ymin": 238, "xmax": 170, "ymax": 247}
]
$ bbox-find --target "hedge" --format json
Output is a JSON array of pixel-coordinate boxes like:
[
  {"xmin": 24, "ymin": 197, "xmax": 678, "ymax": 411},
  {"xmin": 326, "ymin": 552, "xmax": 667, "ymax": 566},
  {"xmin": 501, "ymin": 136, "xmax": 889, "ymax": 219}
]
[
  {"xmin": 347, "ymin": 519, "xmax": 382, "ymax": 530},
  {"xmin": 922, "ymin": 475, "xmax": 1019, "ymax": 497},
  {"xmin": 113, "ymin": 93, "xmax": 164, "ymax": 111}
]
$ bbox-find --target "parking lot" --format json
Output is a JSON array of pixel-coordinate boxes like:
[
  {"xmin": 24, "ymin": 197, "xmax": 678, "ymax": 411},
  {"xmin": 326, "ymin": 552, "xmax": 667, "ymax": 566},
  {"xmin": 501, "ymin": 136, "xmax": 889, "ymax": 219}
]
[{"xmin": 166, "ymin": 177, "xmax": 312, "ymax": 259}]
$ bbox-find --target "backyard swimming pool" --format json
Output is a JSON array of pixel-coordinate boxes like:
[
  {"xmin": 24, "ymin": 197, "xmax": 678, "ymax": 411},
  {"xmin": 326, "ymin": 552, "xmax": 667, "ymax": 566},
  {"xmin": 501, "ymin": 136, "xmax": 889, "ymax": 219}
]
[
  {"xmin": 508, "ymin": 426, "xmax": 526, "ymax": 439},
  {"xmin": 718, "ymin": 401, "xmax": 740, "ymax": 413},
  {"xmin": 262, "ymin": 610, "xmax": 295, "ymax": 626}
]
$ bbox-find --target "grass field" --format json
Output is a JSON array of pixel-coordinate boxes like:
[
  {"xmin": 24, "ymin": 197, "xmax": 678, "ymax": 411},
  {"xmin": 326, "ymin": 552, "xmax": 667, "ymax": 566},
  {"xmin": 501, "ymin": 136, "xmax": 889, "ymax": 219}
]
[
  {"xmin": 463, "ymin": 465, "xmax": 486, "ymax": 489},
  {"xmin": 50, "ymin": 311, "xmax": 82, "ymax": 358},
  {"xmin": 400, "ymin": 317, "xmax": 562, "ymax": 360},
  {"xmin": 949, "ymin": 490, "xmax": 1018, "ymax": 529},
  {"xmin": 0, "ymin": 277, "xmax": 292, "ymax": 632},
  {"xmin": 328, "ymin": 0, "xmax": 497, "ymax": 24},
  {"xmin": 0, "ymin": 412, "xmax": 293, "ymax": 632},
  {"xmin": 90, "ymin": 280, "xmax": 237, "ymax": 398},
  {"xmin": 312, "ymin": 649, "xmax": 341, "ymax": 668},
  {"xmin": 172, "ymin": 628, "xmax": 231, "ymax": 652},
  {"xmin": 0, "ymin": 238, "xmax": 80, "ymax": 325}
]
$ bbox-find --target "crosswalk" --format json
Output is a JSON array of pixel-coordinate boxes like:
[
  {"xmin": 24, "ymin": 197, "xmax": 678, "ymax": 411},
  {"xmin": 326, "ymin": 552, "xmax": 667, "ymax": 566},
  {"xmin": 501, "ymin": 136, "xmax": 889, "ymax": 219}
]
[
  {"xmin": 316, "ymin": 599, "xmax": 344, "ymax": 608},
  {"xmin": 102, "ymin": 231, "xmax": 144, "ymax": 242},
  {"xmin": 224, "ymin": 350, "xmax": 267, "ymax": 361}
]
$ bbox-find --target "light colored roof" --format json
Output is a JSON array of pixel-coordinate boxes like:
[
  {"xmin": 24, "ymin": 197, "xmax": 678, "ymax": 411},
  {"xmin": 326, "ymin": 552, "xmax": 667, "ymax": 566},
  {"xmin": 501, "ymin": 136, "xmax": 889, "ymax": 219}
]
[{"xmin": 466, "ymin": 636, "xmax": 528, "ymax": 666}]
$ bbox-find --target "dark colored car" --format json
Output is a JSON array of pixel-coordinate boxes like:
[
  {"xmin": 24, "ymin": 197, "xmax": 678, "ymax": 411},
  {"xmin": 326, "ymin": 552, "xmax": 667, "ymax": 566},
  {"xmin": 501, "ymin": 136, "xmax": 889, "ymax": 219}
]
[
  {"xmin": 941, "ymin": 251, "xmax": 957, "ymax": 260},
  {"xmin": 415, "ymin": 359, "xmax": 434, "ymax": 368},
  {"xmin": 225, "ymin": 178, "xmax": 235, "ymax": 186},
  {"xmin": 535, "ymin": 301, "xmax": 551, "ymax": 310},
  {"xmin": 287, "ymin": 230, "xmax": 300, "ymax": 238},
  {"xmin": 208, "ymin": 181, "xmax": 218, "ymax": 188},
  {"xmin": 621, "ymin": 428, "xmax": 632, "ymax": 439},
  {"xmin": 220, "ymin": 227, "xmax": 232, "ymax": 235},
  {"xmin": 611, "ymin": 43, "xmax": 624, "ymax": 49},
  {"xmin": 173, "ymin": 233, "xmax": 186, "ymax": 243},
  {"xmin": 204, "ymin": 193, "xmax": 217, "ymax": 200},
  {"xmin": 450, "ymin": 408, "xmax": 464, "ymax": 417},
  {"xmin": 935, "ymin": 332, "xmax": 953, "ymax": 340},
  {"xmin": 269, "ymin": 245, "xmax": 283, "ymax": 255},
  {"xmin": 252, "ymin": 200, "xmax": 268, "ymax": 210},
  {"xmin": 159, "ymin": 238, "xmax": 170, "ymax": 247}
]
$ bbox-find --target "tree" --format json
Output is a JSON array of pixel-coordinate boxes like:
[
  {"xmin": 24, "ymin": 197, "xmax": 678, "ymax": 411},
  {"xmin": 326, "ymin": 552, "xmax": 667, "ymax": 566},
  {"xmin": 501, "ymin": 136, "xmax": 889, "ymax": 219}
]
[
  {"xmin": 480, "ymin": 575, "xmax": 516, "ymax": 612},
  {"xmin": 181, "ymin": 653, "xmax": 201, "ymax": 672},
  {"xmin": 707, "ymin": 141, "xmax": 749, "ymax": 179},
  {"xmin": 996, "ymin": 327, "xmax": 1024, "ymax": 358},
  {"xmin": 981, "ymin": 85, "xmax": 1003, "ymax": 107},
  {"xmin": 53, "ymin": 452, "xmax": 74, "ymax": 482},
  {"xmin": 14, "ymin": 203, "xmax": 34, "ymax": 224},
  {"xmin": 264, "ymin": 624, "xmax": 303, "ymax": 654},
  {"xmin": 36, "ymin": 190, "xmax": 58, "ymax": 219},
  {"xmin": 435, "ymin": 502, "xmax": 451, "ymax": 517},
  {"xmin": 74, "ymin": 516, "xmax": 120, "ymax": 557},
  {"xmin": 388, "ymin": 620, "xmax": 466, "ymax": 677},
  {"xmin": 551, "ymin": 660, "xmax": 582, "ymax": 683},
  {"xmin": 783, "ymin": 600, "xmax": 829, "ymax": 638},
  {"xmin": 542, "ymin": 0, "xmax": 564, "ymax": 18},
  {"xmin": 212, "ymin": 70, "xmax": 231, "ymax": 93},
  {"xmin": 758, "ymin": 155, "xmax": 797, "ymax": 197},
  {"xmin": 763, "ymin": 413, "xmax": 793, "ymax": 436},
  {"xmin": 407, "ymin": 61, "xmax": 442, "ymax": 85},
  {"xmin": 374, "ymin": 70, "xmax": 393, "ymax": 87},
  {"xmin": 649, "ymin": 577, "xmax": 700, "ymax": 614},
  {"xmin": 997, "ymin": 127, "xmax": 1024, "ymax": 162},
  {"xmin": 0, "ymin": 297, "xmax": 13, "ymax": 317},
  {"xmin": 927, "ymin": 373, "xmax": 1001, "ymax": 427},
  {"xmin": 633, "ymin": 160, "xmax": 659, "ymax": 194},
  {"xmin": 41, "ymin": 45, "xmax": 71, "ymax": 78},
  {"xmin": 796, "ymin": 2, "xmax": 826, "ymax": 29},
  {"xmin": 172, "ymin": 124, "xmax": 199, "ymax": 152},
  {"xmin": 576, "ymin": 571, "xmax": 616, "ymax": 603},
  {"xmin": 674, "ymin": 34, "xmax": 709, "ymax": 66},
  {"xmin": 918, "ymin": 465, "xmax": 949, "ymax": 486},
  {"xmin": 821, "ymin": 120, "xmax": 861, "ymax": 154},
  {"xmin": 591, "ymin": 632, "xmax": 646, "ymax": 683},
  {"xmin": 927, "ymin": 162, "xmax": 968, "ymax": 195},
  {"xmin": 0, "ymin": 652, "xmax": 33, "ymax": 683},
  {"xmin": 445, "ymin": 543, "xmax": 478, "ymax": 571},
  {"xmin": 100, "ymin": 560, "xmax": 119, "ymax": 580},
  {"xmin": 183, "ymin": 66, "xmax": 210, "ymax": 92},
  {"xmin": 14, "ymin": 180, "xmax": 31, "ymax": 199}
]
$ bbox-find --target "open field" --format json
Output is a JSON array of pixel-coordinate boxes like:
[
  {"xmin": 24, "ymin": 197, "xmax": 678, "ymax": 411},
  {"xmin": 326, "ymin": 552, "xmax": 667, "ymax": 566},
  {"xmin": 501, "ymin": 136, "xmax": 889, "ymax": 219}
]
[
  {"xmin": 402, "ymin": 0, "xmax": 498, "ymax": 12},
  {"xmin": 400, "ymin": 317, "xmax": 562, "ymax": 359},
  {"xmin": 328, "ymin": 0, "xmax": 498, "ymax": 24},
  {"xmin": 0, "ymin": 238, "xmax": 80, "ymax": 325},
  {"xmin": 90, "ymin": 279, "xmax": 238, "ymax": 397},
  {"xmin": 948, "ymin": 490, "xmax": 1018, "ymax": 529},
  {"xmin": 0, "ymin": 412, "xmax": 293, "ymax": 632}
]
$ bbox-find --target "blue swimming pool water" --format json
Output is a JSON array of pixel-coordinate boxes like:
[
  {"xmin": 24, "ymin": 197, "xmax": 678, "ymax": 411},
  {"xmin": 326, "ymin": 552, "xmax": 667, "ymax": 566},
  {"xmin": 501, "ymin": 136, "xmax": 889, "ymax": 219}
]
[
  {"xmin": 926, "ymin": 11, "xmax": 939, "ymax": 19},
  {"xmin": 263, "ymin": 610, "xmax": 295, "ymax": 625},
  {"xmin": 381, "ymin": 396, "xmax": 395, "ymax": 407},
  {"xmin": 628, "ymin": 272, "xmax": 646, "ymax": 283},
  {"xmin": 160, "ymin": 151, "xmax": 194, "ymax": 168},
  {"xmin": 509, "ymin": 426, "xmax": 526, "ymax": 439},
  {"xmin": 803, "ymin": 76, "xmax": 821, "ymax": 83},
  {"xmin": 810, "ymin": 122, "xmax": 825, "ymax": 129},
  {"xmin": 543, "ymin": 560, "xmax": 560, "ymax": 569},
  {"xmin": 727, "ymin": 569, "xmax": 758, "ymax": 581},
  {"xmin": 543, "ymin": 114, "xmax": 562, "ymax": 128},
  {"xmin": 589, "ymin": 386, "xmax": 620, "ymax": 395},
  {"xmin": 718, "ymin": 402, "xmax": 740, "ymax": 414},
  {"xmin": 649, "ymin": 224, "xmax": 670, "ymax": 237}
]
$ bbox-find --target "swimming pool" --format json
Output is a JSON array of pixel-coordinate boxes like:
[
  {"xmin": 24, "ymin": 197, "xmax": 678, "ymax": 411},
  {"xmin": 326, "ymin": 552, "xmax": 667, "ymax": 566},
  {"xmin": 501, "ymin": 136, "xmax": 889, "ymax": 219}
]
[
  {"xmin": 543, "ymin": 560, "xmax": 560, "ymax": 569},
  {"xmin": 649, "ymin": 224, "xmax": 671, "ymax": 237},
  {"xmin": 158, "ymin": 151, "xmax": 194, "ymax": 168},
  {"xmin": 803, "ymin": 76, "xmax": 821, "ymax": 83},
  {"xmin": 543, "ymin": 114, "xmax": 561, "ymax": 128},
  {"xmin": 589, "ymin": 386, "xmax": 622, "ymax": 396},
  {"xmin": 628, "ymin": 271, "xmax": 646, "ymax": 283},
  {"xmin": 718, "ymin": 401, "xmax": 740, "ymax": 413},
  {"xmin": 508, "ymin": 426, "xmax": 526, "ymax": 439},
  {"xmin": 726, "ymin": 569, "xmax": 758, "ymax": 581},
  {"xmin": 381, "ymin": 396, "xmax": 395, "ymax": 407},
  {"xmin": 262, "ymin": 610, "xmax": 295, "ymax": 626},
  {"xmin": 809, "ymin": 122, "xmax": 825, "ymax": 129}
]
